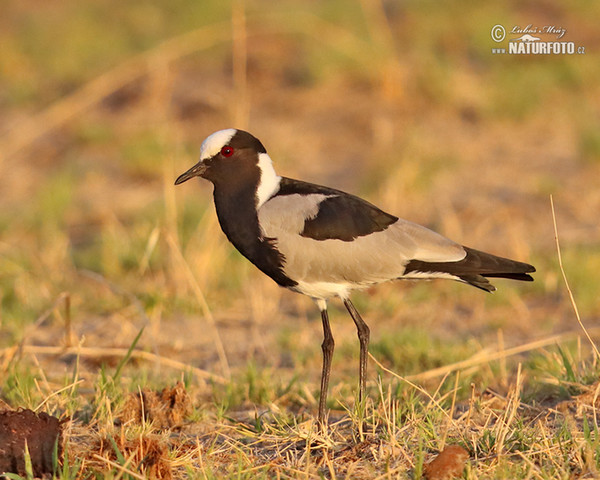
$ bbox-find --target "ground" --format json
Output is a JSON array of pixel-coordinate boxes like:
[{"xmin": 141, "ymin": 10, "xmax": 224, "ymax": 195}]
[{"xmin": 1, "ymin": 0, "xmax": 600, "ymax": 478}]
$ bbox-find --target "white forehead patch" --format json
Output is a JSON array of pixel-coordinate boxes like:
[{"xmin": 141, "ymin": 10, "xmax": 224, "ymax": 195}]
[{"xmin": 199, "ymin": 128, "xmax": 237, "ymax": 161}]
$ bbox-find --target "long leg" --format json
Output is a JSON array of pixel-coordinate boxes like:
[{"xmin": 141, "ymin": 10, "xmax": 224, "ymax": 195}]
[
  {"xmin": 318, "ymin": 306, "xmax": 334, "ymax": 428},
  {"xmin": 343, "ymin": 299, "xmax": 370, "ymax": 404}
]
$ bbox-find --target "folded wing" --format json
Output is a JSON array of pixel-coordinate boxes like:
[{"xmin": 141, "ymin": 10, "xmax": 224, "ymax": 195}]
[{"xmin": 259, "ymin": 178, "xmax": 468, "ymax": 286}]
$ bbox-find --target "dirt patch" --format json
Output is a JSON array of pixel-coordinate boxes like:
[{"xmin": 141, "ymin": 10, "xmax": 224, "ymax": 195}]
[
  {"xmin": 95, "ymin": 434, "xmax": 172, "ymax": 480},
  {"xmin": 120, "ymin": 382, "xmax": 191, "ymax": 429},
  {"xmin": 0, "ymin": 409, "xmax": 63, "ymax": 477},
  {"xmin": 556, "ymin": 380, "xmax": 600, "ymax": 417}
]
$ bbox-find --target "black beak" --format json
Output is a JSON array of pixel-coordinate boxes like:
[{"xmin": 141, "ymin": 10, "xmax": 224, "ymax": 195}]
[{"xmin": 174, "ymin": 162, "xmax": 207, "ymax": 185}]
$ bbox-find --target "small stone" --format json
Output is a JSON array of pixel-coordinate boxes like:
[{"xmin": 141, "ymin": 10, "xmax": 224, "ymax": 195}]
[{"xmin": 423, "ymin": 445, "xmax": 469, "ymax": 480}]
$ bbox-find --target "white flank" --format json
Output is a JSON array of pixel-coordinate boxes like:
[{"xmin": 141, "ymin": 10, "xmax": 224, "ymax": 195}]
[
  {"xmin": 294, "ymin": 280, "xmax": 363, "ymax": 301},
  {"xmin": 256, "ymin": 152, "xmax": 282, "ymax": 208},
  {"xmin": 199, "ymin": 128, "xmax": 237, "ymax": 161}
]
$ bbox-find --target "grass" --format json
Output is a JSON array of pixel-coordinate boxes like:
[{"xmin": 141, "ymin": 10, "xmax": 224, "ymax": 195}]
[{"xmin": 1, "ymin": 0, "xmax": 600, "ymax": 478}]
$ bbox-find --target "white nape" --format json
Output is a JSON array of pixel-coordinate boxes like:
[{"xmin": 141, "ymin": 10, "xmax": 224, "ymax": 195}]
[{"xmin": 256, "ymin": 153, "xmax": 282, "ymax": 209}]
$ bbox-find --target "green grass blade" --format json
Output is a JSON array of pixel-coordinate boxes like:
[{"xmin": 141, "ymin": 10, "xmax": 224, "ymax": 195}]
[
  {"xmin": 107, "ymin": 434, "xmax": 129, "ymax": 467},
  {"xmin": 112, "ymin": 326, "xmax": 145, "ymax": 382},
  {"xmin": 24, "ymin": 441, "xmax": 34, "ymax": 480},
  {"xmin": 556, "ymin": 345, "xmax": 576, "ymax": 382}
]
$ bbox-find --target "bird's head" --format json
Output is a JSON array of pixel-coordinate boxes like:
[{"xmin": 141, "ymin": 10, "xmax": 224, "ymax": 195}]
[
  {"xmin": 175, "ymin": 129, "xmax": 266, "ymax": 184},
  {"xmin": 175, "ymin": 129, "xmax": 281, "ymax": 208}
]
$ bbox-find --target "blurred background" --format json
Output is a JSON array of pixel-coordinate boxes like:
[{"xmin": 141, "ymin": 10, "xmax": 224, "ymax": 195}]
[{"xmin": 1, "ymin": 0, "xmax": 599, "ymax": 403}]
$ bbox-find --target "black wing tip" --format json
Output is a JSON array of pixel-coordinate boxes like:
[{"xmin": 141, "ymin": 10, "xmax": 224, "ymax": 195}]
[
  {"xmin": 469, "ymin": 270, "xmax": 535, "ymax": 294},
  {"xmin": 457, "ymin": 274, "xmax": 496, "ymax": 292},
  {"xmin": 514, "ymin": 262, "xmax": 536, "ymax": 274},
  {"xmin": 483, "ymin": 272, "xmax": 535, "ymax": 282},
  {"xmin": 405, "ymin": 249, "xmax": 536, "ymax": 293},
  {"xmin": 460, "ymin": 271, "xmax": 534, "ymax": 293}
]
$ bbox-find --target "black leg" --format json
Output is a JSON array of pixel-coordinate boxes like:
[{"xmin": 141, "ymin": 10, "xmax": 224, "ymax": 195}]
[
  {"xmin": 318, "ymin": 306, "xmax": 334, "ymax": 429},
  {"xmin": 343, "ymin": 299, "xmax": 370, "ymax": 404}
]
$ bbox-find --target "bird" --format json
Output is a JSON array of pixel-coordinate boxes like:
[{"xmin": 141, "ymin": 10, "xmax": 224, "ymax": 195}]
[{"xmin": 175, "ymin": 128, "xmax": 535, "ymax": 427}]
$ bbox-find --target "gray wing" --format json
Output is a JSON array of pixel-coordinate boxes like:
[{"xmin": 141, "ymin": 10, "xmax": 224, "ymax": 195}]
[{"xmin": 257, "ymin": 193, "xmax": 466, "ymax": 286}]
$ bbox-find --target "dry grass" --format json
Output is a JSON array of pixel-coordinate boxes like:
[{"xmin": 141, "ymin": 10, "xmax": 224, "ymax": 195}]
[{"xmin": 1, "ymin": 0, "xmax": 600, "ymax": 478}]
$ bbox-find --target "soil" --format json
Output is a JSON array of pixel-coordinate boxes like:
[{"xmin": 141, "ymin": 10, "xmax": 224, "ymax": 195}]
[{"xmin": 0, "ymin": 409, "xmax": 63, "ymax": 477}]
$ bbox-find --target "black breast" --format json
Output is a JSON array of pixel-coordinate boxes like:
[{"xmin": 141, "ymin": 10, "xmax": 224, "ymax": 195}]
[{"xmin": 213, "ymin": 187, "xmax": 297, "ymax": 288}]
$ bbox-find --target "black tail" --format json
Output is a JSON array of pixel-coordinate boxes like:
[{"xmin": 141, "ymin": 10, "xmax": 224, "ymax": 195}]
[{"xmin": 404, "ymin": 246, "xmax": 535, "ymax": 292}]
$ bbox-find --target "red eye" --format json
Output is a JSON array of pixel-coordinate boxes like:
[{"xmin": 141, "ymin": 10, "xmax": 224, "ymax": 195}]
[{"xmin": 221, "ymin": 146, "xmax": 234, "ymax": 157}]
